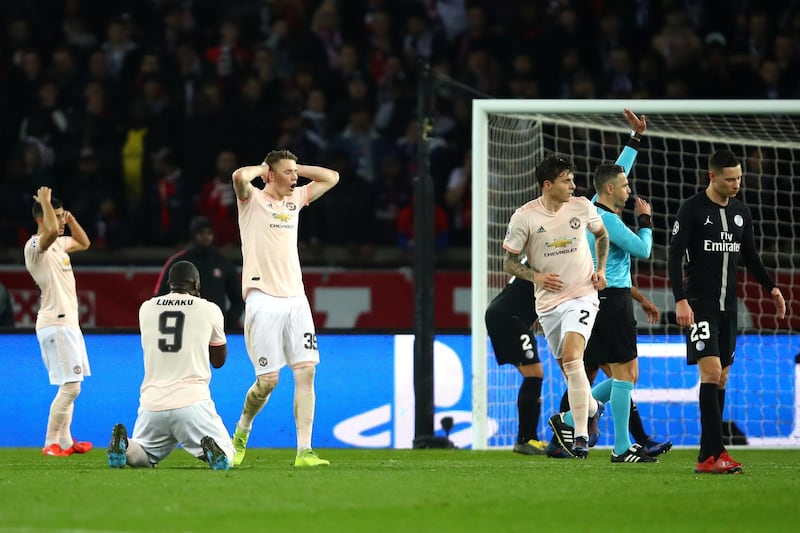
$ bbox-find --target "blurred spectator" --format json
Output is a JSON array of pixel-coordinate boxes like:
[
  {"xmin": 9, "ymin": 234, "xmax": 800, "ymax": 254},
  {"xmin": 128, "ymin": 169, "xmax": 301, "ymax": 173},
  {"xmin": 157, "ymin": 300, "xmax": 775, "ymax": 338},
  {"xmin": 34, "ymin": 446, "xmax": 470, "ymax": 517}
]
[
  {"xmin": 204, "ymin": 17, "xmax": 251, "ymax": 94},
  {"xmin": 0, "ymin": 280, "xmax": 14, "ymax": 327},
  {"xmin": 101, "ymin": 15, "xmax": 139, "ymax": 83},
  {"xmin": 151, "ymin": 147, "xmax": 191, "ymax": 246},
  {"xmin": 396, "ymin": 197, "xmax": 450, "ymax": 252},
  {"xmin": 0, "ymin": 0, "xmax": 798, "ymax": 258},
  {"xmin": 19, "ymin": 81, "xmax": 73, "ymax": 160},
  {"xmin": 301, "ymin": 87, "xmax": 329, "ymax": 153},
  {"xmin": 444, "ymin": 149, "xmax": 472, "ymax": 246},
  {"xmin": 197, "ymin": 149, "xmax": 240, "ymax": 247},
  {"xmin": 92, "ymin": 196, "xmax": 128, "ymax": 250},
  {"xmin": 153, "ymin": 216, "xmax": 244, "ymax": 330}
]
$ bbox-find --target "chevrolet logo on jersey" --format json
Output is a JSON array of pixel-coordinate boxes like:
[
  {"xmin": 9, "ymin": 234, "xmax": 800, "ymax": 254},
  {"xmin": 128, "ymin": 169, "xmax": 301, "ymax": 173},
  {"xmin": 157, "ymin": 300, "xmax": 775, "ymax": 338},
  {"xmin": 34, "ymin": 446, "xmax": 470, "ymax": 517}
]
[
  {"xmin": 272, "ymin": 213, "xmax": 291, "ymax": 222},
  {"xmin": 545, "ymin": 237, "xmax": 574, "ymax": 249}
]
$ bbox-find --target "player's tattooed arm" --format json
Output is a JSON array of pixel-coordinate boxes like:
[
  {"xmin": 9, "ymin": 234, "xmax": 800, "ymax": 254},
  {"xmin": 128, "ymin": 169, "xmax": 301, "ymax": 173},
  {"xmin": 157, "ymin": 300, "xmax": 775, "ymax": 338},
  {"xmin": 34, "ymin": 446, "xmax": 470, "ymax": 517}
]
[
  {"xmin": 503, "ymin": 251, "xmax": 535, "ymax": 283},
  {"xmin": 593, "ymin": 226, "xmax": 610, "ymax": 273}
]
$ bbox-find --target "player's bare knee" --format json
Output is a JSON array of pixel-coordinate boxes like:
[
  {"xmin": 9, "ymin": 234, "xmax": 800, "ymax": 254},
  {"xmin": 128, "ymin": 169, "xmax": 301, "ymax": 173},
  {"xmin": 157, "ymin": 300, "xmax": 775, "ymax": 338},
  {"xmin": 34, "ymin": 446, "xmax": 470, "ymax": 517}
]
[
  {"xmin": 254, "ymin": 373, "xmax": 278, "ymax": 398},
  {"xmin": 292, "ymin": 363, "xmax": 316, "ymax": 390},
  {"xmin": 60, "ymin": 381, "xmax": 80, "ymax": 400}
]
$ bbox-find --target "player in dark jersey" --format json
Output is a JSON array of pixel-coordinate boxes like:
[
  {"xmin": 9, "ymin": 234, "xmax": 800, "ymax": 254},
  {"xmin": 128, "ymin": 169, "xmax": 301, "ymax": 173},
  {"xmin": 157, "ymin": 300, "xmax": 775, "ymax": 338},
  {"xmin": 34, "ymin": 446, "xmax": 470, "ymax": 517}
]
[
  {"xmin": 485, "ymin": 275, "xmax": 547, "ymax": 455},
  {"xmin": 668, "ymin": 148, "xmax": 786, "ymax": 474}
]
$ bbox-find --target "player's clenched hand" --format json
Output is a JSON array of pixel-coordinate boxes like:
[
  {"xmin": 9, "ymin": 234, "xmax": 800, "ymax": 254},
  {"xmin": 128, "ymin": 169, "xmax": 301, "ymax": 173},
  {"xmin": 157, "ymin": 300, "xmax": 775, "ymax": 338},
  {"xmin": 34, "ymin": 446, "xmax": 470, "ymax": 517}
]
[
  {"xmin": 63, "ymin": 210, "xmax": 74, "ymax": 225},
  {"xmin": 533, "ymin": 272, "xmax": 564, "ymax": 292},
  {"xmin": 591, "ymin": 270, "xmax": 606, "ymax": 291},
  {"xmin": 675, "ymin": 299, "xmax": 694, "ymax": 327},
  {"xmin": 772, "ymin": 288, "xmax": 786, "ymax": 319}
]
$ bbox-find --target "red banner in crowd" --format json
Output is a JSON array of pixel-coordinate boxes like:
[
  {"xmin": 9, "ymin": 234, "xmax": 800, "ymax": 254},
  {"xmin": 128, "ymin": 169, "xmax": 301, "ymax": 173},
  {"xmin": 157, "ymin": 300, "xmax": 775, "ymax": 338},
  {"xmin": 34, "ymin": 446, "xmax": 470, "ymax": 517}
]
[{"xmin": 1, "ymin": 267, "xmax": 797, "ymax": 330}]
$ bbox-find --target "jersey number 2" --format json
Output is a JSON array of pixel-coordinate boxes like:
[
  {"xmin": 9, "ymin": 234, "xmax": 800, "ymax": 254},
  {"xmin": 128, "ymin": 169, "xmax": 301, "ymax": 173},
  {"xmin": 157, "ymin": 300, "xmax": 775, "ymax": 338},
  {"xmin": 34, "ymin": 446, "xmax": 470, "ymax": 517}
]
[{"xmin": 158, "ymin": 311, "xmax": 186, "ymax": 352}]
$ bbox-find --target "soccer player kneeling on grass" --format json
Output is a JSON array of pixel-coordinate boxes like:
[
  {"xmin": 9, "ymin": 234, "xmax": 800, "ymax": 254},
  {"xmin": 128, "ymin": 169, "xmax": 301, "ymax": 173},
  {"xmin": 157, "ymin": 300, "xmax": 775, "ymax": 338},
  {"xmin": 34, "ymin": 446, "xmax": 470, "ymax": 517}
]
[{"xmin": 107, "ymin": 261, "xmax": 234, "ymax": 470}]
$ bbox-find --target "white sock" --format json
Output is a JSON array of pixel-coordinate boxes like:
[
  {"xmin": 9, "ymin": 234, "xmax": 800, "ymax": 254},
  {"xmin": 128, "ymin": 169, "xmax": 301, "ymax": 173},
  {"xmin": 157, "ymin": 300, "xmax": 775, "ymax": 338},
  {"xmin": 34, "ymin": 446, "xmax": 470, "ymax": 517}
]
[
  {"xmin": 293, "ymin": 366, "xmax": 316, "ymax": 454},
  {"xmin": 126, "ymin": 439, "xmax": 153, "ymax": 468},
  {"xmin": 563, "ymin": 360, "xmax": 591, "ymax": 439},
  {"xmin": 46, "ymin": 383, "xmax": 79, "ymax": 448}
]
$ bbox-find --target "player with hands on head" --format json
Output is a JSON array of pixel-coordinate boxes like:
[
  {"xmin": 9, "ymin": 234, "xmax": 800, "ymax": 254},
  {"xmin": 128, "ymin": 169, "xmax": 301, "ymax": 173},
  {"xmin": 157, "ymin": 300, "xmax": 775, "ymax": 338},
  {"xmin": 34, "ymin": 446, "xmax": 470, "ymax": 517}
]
[
  {"xmin": 503, "ymin": 145, "xmax": 609, "ymax": 459},
  {"xmin": 24, "ymin": 186, "xmax": 93, "ymax": 457},
  {"xmin": 106, "ymin": 260, "xmax": 234, "ymax": 470},
  {"xmin": 230, "ymin": 149, "xmax": 339, "ymax": 467},
  {"xmin": 669, "ymin": 148, "xmax": 786, "ymax": 474}
]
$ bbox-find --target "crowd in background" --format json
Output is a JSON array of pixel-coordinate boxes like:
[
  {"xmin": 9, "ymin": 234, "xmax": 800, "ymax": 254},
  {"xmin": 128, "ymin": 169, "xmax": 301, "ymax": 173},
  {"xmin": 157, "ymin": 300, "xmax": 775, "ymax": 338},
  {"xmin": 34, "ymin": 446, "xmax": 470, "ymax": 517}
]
[{"xmin": 2, "ymin": 0, "xmax": 799, "ymax": 260}]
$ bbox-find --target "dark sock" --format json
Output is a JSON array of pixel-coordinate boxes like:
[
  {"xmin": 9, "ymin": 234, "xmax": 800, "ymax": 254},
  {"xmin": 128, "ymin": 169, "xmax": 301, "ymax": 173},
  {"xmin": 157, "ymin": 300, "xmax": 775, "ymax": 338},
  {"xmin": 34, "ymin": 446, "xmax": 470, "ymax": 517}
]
[
  {"xmin": 718, "ymin": 388, "xmax": 726, "ymax": 415},
  {"xmin": 559, "ymin": 389, "xmax": 570, "ymax": 412},
  {"xmin": 628, "ymin": 400, "xmax": 649, "ymax": 443},
  {"xmin": 699, "ymin": 382, "xmax": 724, "ymax": 461},
  {"xmin": 517, "ymin": 377, "xmax": 543, "ymax": 443}
]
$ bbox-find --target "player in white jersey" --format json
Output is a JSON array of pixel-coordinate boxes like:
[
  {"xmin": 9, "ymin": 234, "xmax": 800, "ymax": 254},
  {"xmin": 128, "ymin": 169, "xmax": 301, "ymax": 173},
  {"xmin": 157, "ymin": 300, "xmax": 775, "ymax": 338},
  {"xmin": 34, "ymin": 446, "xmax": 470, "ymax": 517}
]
[
  {"xmin": 231, "ymin": 149, "xmax": 339, "ymax": 467},
  {"xmin": 106, "ymin": 261, "xmax": 234, "ymax": 470},
  {"xmin": 503, "ymin": 155, "xmax": 609, "ymax": 458},
  {"xmin": 23, "ymin": 186, "xmax": 93, "ymax": 457}
]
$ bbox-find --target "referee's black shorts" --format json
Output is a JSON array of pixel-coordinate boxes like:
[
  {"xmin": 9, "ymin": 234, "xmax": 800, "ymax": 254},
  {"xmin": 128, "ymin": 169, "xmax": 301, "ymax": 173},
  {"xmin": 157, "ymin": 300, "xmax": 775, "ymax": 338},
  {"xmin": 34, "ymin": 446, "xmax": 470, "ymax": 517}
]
[
  {"xmin": 584, "ymin": 288, "xmax": 637, "ymax": 367},
  {"xmin": 485, "ymin": 281, "xmax": 540, "ymax": 367},
  {"xmin": 684, "ymin": 299, "xmax": 738, "ymax": 368}
]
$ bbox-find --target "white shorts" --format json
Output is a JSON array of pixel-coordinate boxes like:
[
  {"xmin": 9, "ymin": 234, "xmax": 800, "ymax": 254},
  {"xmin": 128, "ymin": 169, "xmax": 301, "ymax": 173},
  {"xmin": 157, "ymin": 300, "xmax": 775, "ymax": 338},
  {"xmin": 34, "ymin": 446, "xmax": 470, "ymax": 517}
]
[
  {"xmin": 244, "ymin": 291, "xmax": 319, "ymax": 375},
  {"xmin": 36, "ymin": 325, "xmax": 91, "ymax": 385},
  {"xmin": 131, "ymin": 400, "xmax": 234, "ymax": 465},
  {"xmin": 538, "ymin": 295, "xmax": 599, "ymax": 360}
]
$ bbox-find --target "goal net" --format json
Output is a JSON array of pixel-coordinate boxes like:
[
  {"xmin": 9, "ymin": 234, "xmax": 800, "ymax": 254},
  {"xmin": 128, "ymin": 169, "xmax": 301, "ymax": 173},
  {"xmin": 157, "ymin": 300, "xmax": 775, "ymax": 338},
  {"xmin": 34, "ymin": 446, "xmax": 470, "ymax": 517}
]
[{"xmin": 471, "ymin": 100, "xmax": 800, "ymax": 449}]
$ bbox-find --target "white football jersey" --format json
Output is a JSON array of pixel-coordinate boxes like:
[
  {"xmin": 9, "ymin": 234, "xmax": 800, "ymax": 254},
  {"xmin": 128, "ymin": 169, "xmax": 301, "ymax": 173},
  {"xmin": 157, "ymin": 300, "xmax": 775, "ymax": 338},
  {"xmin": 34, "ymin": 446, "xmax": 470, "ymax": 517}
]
[{"xmin": 138, "ymin": 292, "xmax": 226, "ymax": 411}]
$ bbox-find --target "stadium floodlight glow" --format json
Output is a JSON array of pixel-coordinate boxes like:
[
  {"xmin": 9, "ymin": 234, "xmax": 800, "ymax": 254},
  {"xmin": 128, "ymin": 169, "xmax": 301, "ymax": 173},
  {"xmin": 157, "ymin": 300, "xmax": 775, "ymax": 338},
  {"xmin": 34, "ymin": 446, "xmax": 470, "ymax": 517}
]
[{"xmin": 471, "ymin": 99, "xmax": 800, "ymax": 450}]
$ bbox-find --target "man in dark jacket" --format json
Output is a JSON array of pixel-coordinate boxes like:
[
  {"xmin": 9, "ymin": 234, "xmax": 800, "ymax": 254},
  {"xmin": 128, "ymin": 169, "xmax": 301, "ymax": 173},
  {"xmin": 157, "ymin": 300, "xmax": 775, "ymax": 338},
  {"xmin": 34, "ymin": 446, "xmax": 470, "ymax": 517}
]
[{"xmin": 154, "ymin": 216, "xmax": 243, "ymax": 330}]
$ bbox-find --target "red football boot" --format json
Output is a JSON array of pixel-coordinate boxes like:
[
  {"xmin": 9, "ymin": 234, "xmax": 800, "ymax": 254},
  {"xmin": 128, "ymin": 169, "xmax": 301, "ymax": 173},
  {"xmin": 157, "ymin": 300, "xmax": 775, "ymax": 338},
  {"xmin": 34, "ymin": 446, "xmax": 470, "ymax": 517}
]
[
  {"xmin": 694, "ymin": 455, "xmax": 716, "ymax": 474},
  {"xmin": 713, "ymin": 451, "xmax": 743, "ymax": 474},
  {"xmin": 42, "ymin": 443, "xmax": 72, "ymax": 457},
  {"xmin": 70, "ymin": 440, "xmax": 94, "ymax": 454}
]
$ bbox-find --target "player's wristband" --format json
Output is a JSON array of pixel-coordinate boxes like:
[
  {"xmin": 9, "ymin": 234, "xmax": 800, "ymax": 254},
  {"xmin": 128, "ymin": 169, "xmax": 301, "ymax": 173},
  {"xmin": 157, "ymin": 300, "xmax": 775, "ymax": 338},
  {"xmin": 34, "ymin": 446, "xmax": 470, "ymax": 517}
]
[
  {"xmin": 630, "ymin": 129, "xmax": 642, "ymax": 142},
  {"xmin": 637, "ymin": 214, "xmax": 653, "ymax": 229}
]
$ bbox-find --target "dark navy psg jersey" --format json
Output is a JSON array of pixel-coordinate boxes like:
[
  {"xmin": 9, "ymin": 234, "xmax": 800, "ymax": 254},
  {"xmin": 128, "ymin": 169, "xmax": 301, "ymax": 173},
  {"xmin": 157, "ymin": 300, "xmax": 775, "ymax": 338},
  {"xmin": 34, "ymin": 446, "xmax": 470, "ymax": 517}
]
[{"xmin": 668, "ymin": 191, "xmax": 774, "ymax": 312}]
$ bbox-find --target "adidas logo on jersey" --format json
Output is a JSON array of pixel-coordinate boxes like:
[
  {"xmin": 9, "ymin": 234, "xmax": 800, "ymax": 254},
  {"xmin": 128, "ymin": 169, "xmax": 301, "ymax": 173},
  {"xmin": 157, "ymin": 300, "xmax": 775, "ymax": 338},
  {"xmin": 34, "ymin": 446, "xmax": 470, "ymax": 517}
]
[{"xmin": 536, "ymin": 226, "xmax": 546, "ymax": 233}]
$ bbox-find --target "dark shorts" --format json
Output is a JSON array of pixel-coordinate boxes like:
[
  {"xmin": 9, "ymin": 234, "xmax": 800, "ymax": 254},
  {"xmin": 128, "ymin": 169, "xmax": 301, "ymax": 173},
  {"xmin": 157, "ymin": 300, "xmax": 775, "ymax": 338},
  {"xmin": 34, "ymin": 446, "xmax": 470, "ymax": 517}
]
[
  {"xmin": 485, "ymin": 282, "xmax": 540, "ymax": 367},
  {"xmin": 685, "ymin": 300, "xmax": 737, "ymax": 367},
  {"xmin": 584, "ymin": 288, "xmax": 637, "ymax": 368}
]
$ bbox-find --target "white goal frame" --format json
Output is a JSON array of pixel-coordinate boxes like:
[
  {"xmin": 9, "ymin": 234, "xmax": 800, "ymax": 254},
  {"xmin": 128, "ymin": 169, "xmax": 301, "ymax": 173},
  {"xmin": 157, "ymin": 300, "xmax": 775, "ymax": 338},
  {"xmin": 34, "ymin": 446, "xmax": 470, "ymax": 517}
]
[{"xmin": 470, "ymin": 99, "xmax": 800, "ymax": 449}]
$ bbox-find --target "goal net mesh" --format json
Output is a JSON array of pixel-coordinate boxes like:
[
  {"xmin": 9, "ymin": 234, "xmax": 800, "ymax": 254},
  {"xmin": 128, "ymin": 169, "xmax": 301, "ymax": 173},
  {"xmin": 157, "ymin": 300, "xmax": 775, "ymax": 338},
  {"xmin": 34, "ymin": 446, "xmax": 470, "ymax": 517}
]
[{"xmin": 478, "ymin": 109, "xmax": 800, "ymax": 449}]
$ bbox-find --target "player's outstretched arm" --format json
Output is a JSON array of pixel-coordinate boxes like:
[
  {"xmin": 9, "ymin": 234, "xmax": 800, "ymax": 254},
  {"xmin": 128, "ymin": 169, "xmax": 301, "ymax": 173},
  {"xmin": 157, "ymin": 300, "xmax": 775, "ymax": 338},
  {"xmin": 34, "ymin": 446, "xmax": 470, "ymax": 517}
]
[
  {"xmin": 301, "ymin": 164, "xmax": 340, "ymax": 203},
  {"xmin": 615, "ymin": 109, "xmax": 646, "ymax": 176}
]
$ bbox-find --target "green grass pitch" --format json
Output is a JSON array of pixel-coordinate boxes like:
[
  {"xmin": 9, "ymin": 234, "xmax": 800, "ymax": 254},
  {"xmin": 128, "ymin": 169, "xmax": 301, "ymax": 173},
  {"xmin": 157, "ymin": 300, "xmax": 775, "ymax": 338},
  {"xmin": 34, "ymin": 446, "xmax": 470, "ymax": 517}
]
[{"xmin": 0, "ymin": 448, "xmax": 798, "ymax": 532}]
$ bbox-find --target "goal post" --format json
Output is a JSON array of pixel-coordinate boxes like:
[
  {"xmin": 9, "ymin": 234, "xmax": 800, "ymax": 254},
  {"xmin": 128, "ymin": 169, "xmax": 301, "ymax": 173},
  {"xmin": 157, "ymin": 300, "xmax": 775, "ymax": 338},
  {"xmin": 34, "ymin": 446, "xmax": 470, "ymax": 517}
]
[{"xmin": 471, "ymin": 99, "xmax": 800, "ymax": 450}]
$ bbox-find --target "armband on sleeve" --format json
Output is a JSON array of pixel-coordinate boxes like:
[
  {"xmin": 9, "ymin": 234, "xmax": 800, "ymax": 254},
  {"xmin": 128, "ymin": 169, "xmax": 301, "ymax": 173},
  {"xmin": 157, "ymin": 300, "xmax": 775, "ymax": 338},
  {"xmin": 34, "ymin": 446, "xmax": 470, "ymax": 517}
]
[{"xmin": 637, "ymin": 214, "xmax": 653, "ymax": 229}]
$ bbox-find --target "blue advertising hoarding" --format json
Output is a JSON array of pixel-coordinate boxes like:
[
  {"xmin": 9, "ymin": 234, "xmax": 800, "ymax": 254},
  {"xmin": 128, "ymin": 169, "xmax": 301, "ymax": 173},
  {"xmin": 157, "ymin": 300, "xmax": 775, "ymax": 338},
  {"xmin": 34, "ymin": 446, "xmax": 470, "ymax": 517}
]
[{"xmin": 1, "ymin": 332, "xmax": 797, "ymax": 448}]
